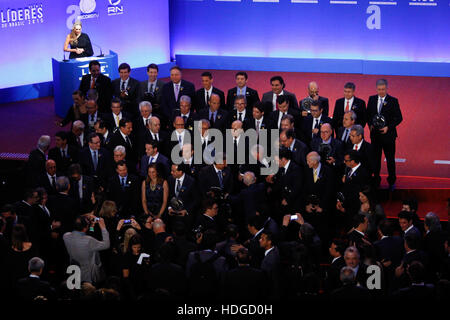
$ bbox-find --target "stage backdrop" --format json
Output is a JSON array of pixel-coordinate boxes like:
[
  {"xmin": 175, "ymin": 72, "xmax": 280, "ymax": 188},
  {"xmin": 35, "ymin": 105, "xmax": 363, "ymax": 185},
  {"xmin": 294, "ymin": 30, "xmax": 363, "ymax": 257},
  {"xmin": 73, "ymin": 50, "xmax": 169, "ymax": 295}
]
[
  {"xmin": 0, "ymin": 0, "xmax": 170, "ymax": 89},
  {"xmin": 170, "ymin": 0, "xmax": 450, "ymax": 63}
]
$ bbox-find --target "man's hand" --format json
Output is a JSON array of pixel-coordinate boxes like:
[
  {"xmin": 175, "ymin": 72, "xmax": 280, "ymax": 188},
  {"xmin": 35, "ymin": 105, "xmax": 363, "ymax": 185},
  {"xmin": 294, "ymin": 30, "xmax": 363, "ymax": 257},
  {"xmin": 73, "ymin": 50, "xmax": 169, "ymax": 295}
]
[
  {"xmin": 282, "ymin": 215, "xmax": 291, "ymax": 227},
  {"xmin": 326, "ymin": 156, "xmax": 336, "ymax": 165},
  {"xmin": 116, "ymin": 219, "xmax": 124, "ymax": 231},
  {"xmin": 294, "ymin": 213, "xmax": 305, "ymax": 225},
  {"xmin": 231, "ymin": 244, "xmax": 244, "ymax": 253},
  {"xmin": 51, "ymin": 221, "xmax": 61, "ymax": 229},
  {"xmin": 98, "ymin": 217, "xmax": 106, "ymax": 230},
  {"xmin": 312, "ymin": 128, "xmax": 319, "ymax": 135},
  {"xmin": 130, "ymin": 219, "xmax": 141, "ymax": 230},
  {"xmin": 301, "ymin": 111, "xmax": 309, "ymax": 117},
  {"xmin": 315, "ymin": 206, "xmax": 323, "ymax": 213},
  {"xmin": 265, "ymin": 175, "xmax": 274, "ymax": 184},
  {"xmin": 395, "ymin": 263, "xmax": 405, "ymax": 278},
  {"xmin": 281, "ymin": 199, "xmax": 288, "ymax": 206},
  {"xmin": 336, "ymin": 201, "xmax": 345, "ymax": 213},
  {"xmin": 305, "ymin": 204, "xmax": 313, "ymax": 213},
  {"xmin": 379, "ymin": 126, "xmax": 388, "ymax": 134}
]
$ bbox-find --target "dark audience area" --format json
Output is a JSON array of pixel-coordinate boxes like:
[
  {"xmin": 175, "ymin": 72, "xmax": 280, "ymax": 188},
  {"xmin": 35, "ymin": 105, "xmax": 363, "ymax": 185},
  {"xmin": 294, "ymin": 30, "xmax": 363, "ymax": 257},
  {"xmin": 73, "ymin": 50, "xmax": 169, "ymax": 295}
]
[{"xmin": 0, "ymin": 63, "xmax": 448, "ymax": 302}]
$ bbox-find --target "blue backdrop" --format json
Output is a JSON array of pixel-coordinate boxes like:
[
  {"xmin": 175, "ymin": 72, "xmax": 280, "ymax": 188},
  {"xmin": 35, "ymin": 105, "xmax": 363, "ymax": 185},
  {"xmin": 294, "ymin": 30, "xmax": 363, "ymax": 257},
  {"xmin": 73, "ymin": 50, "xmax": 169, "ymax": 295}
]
[
  {"xmin": 0, "ymin": 0, "xmax": 170, "ymax": 89},
  {"xmin": 170, "ymin": 0, "xmax": 450, "ymax": 63}
]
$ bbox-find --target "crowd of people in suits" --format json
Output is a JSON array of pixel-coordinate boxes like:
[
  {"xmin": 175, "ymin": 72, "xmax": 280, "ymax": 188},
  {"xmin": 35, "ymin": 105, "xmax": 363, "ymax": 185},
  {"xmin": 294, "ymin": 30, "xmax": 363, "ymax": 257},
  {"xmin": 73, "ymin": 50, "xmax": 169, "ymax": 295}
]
[{"xmin": 0, "ymin": 61, "xmax": 448, "ymax": 301}]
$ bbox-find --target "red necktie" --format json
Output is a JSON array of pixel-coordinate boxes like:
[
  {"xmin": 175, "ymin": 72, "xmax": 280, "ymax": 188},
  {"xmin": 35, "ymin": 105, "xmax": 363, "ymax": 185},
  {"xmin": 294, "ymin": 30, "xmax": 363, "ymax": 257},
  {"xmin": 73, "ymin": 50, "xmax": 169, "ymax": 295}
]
[
  {"xmin": 91, "ymin": 77, "xmax": 95, "ymax": 89},
  {"xmin": 354, "ymin": 144, "xmax": 358, "ymax": 151},
  {"xmin": 345, "ymin": 100, "xmax": 350, "ymax": 112}
]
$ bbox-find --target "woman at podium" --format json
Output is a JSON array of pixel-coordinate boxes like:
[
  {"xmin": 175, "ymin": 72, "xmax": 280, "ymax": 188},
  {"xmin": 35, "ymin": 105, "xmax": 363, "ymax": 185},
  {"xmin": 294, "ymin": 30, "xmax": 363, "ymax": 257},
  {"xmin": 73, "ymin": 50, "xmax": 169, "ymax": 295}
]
[{"xmin": 64, "ymin": 21, "xmax": 93, "ymax": 59}]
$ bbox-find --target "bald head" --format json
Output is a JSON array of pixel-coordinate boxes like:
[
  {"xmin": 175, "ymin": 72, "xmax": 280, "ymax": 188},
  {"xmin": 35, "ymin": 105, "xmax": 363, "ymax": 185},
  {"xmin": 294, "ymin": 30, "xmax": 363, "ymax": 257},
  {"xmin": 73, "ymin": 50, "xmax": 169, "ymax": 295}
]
[
  {"xmin": 208, "ymin": 93, "xmax": 221, "ymax": 112},
  {"xmin": 308, "ymin": 81, "xmax": 319, "ymax": 98},
  {"xmin": 320, "ymin": 123, "xmax": 333, "ymax": 141},
  {"xmin": 149, "ymin": 116, "xmax": 160, "ymax": 132},
  {"xmin": 46, "ymin": 159, "xmax": 57, "ymax": 176},
  {"xmin": 306, "ymin": 151, "xmax": 321, "ymax": 169},
  {"xmin": 243, "ymin": 171, "xmax": 256, "ymax": 186}
]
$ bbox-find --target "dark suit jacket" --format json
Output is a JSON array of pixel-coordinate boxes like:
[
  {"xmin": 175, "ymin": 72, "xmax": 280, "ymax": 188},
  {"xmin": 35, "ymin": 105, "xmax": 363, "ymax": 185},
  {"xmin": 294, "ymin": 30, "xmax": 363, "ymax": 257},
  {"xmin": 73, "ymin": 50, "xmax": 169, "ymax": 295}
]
[
  {"xmin": 226, "ymin": 87, "xmax": 260, "ymax": 112},
  {"xmin": 221, "ymin": 266, "xmax": 267, "ymax": 301},
  {"xmin": 303, "ymin": 164, "xmax": 335, "ymax": 212},
  {"xmin": 195, "ymin": 87, "xmax": 226, "ymax": 112},
  {"xmin": 133, "ymin": 115, "xmax": 154, "ymax": 158},
  {"xmin": 341, "ymin": 165, "xmax": 371, "ymax": 216},
  {"xmin": 327, "ymin": 256, "xmax": 346, "ymax": 291},
  {"xmin": 36, "ymin": 173, "xmax": 58, "ymax": 195},
  {"xmin": 198, "ymin": 165, "xmax": 233, "ymax": 196},
  {"xmin": 267, "ymin": 108, "xmax": 301, "ymax": 130},
  {"xmin": 367, "ymin": 94, "xmax": 403, "ymax": 141},
  {"xmin": 332, "ymin": 97, "xmax": 367, "ymax": 130},
  {"xmin": 107, "ymin": 131, "xmax": 138, "ymax": 170},
  {"xmin": 67, "ymin": 131, "xmax": 88, "ymax": 152},
  {"xmin": 140, "ymin": 153, "xmax": 170, "ymax": 179},
  {"xmin": 168, "ymin": 174, "xmax": 198, "ymax": 215},
  {"xmin": 102, "ymin": 111, "xmax": 132, "ymax": 132},
  {"xmin": 347, "ymin": 140, "xmax": 376, "ymax": 176},
  {"xmin": 229, "ymin": 182, "xmax": 266, "ymax": 221},
  {"xmin": 391, "ymin": 284, "xmax": 436, "ymax": 300},
  {"xmin": 160, "ymin": 80, "xmax": 196, "ymax": 118},
  {"xmin": 300, "ymin": 96, "xmax": 330, "ymax": 117},
  {"xmin": 48, "ymin": 145, "xmax": 78, "ymax": 176},
  {"xmin": 106, "ymin": 174, "xmax": 140, "ymax": 216},
  {"xmin": 145, "ymin": 129, "xmax": 170, "ymax": 158},
  {"xmin": 261, "ymin": 90, "xmax": 299, "ymax": 113},
  {"xmin": 27, "ymin": 149, "xmax": 46, "ymax": 187},
  {"xmin": 79, "ymin": 73, "xmax": 112, "ymax": 113},
  {"xmin": 226, "ymin": 109, "xmax": 253, "ymax": 129},
  {"xmin": 331, "ymin": 284, "xmax": 371, "ymax": 301},
  {"xmin": 171, "ymin": 110, "xmax": 198, "ymax": 133},
  {"xmin": 112, "ymin": 77, "xmax": 141, "ymax": 115},
  {"xmin": 300, "ymin": 114, "xmax": 332, "ymax": 145},
  {"xmin": 78, "ymin": 147, "xmax": 112, "ymax": 187},
  {"xmin": 197, "ymin": 108, "xmax": 229, "ymax": 133},
  {"xmin": 68, "ymin": 175, "xmax": 95, "ymax": 214},
  {"xmin": 47, "ymin": 193, "xmax": 79, "ymax": 234},
  {"xmin": 289, "ymin": 139, "xmax": 309, "ymax": 168},
  {"xmin": 14, "ymin": 276, "xmax": 56, "ymax": 301},
  {"xmin": 336, "ymin": 127, "xmax": 353, "ymax": 150},
  {"xmin": 139, "ymin": 79, "xmax": 165, "ymax": 113},
  {"xmin": 374, "ymin": 236, "xmax": 404, "ymax": 268},
  {"xmin": 186, "ymin": 250, "xmax": 228, "ymax": 278},
  {"xmin": 272, "ymin": 161, "xmax": 303, "ymax": 211}
]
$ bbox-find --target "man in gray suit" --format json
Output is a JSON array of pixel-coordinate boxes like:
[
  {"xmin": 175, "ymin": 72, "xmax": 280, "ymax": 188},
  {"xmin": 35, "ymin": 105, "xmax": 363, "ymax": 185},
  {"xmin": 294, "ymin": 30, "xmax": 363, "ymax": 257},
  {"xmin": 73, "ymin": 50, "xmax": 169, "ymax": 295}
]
[
  {"xmin": 139, "ymin": 63, "xmax": 165, "ymax": 114},
  {"xmin": 63, "ymin": 216, "xmax": 110, "ymax": 284},
  {"xmin": 261, "ymin": 76, "xmax": 298, "ymax": 115}
]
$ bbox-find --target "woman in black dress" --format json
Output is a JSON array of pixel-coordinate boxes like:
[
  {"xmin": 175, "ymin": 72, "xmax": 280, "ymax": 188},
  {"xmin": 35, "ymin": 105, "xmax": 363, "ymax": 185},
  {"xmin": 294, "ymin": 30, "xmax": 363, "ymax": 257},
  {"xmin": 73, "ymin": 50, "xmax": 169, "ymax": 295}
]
[
  {"xmin": 141, "ymin": 164, "xmax": 168, "ymax": 219},
  {"xmin": 64, "ymin": 21, "xmax": 93, "ymax": 59}
]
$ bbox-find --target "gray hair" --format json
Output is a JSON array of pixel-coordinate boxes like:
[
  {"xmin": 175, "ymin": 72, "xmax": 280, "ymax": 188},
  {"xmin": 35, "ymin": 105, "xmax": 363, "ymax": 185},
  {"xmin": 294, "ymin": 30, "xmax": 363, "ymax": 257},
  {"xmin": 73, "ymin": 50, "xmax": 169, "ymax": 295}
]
[
  {"xmin": 340, "ymin": 266, "xmax": 356, "ymax": 285},
  {"xmin": 37, "ymin": 135, "xmax": 51, "ymax": 150},
  {"xmin": 344, "ymin": 246, "xmax": 360, "ymax": 259},
  {"xmin": 114, "ymin": 145, "xmax": 126, "ymax": 155},
  {"xmin": 139, "ymin": 100, "xmax": 152, "ymax": 112},
  {"xmin": 345, "ymin": 110, "xmax": 357, "ymax": 121},
  {"xmin": 350, "ymin": 124, "xmax": 364, "ymax": 138},
  {"xmin": 179, "ymin": 95, "xmax": 191, "ymax": 105},
  {"xmin": 242, "ymin": 171, "xmax": 256, "ymax": 186},
  {"xmin": 199, "ymin": 118, "xmax": 210, "ymax": 127},
  {"xmin": 235, "ymin": 94, "xmax": 247, "ymax": 104},
  {"xmin": 376, "ymin": 79, "xmax": 388, "ymax": 87},
  {"xmin": 307, "ymin": 151, "xmax": 321, "ymax": 163},
  {"xmin": 55, "ymin": 176, "xmax": 70, "ymax": 192},
  {"xmin": 424, "ymin": 212, "xmax": 442, "ymax": 233},
  {"xmin": 152, "ymin": 219, "xmax": 165, "ymax": 230},
  {"xmin": 73, "ymin": 120, "xmax": 85, "ymax": 129},
  {"xmin": 86, "ymin": 88, "xmax": 98, "ymax": 101},
  {"xmin": 28, "ymin": 257, "xmax": 45, "ymax": 273},
  {"xmin": 281, "ymin": 113, "xmax": 294, "ymax": 124}
]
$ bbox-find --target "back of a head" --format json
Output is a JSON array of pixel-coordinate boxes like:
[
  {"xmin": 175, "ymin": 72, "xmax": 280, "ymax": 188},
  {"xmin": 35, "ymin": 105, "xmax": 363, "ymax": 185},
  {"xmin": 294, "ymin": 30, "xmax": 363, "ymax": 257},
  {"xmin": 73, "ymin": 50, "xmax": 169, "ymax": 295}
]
[
  {"xmin": 236, "ymin": 247, "xmax": 250, "ymax": 265},
  {"xmin": 404, "ymin": 231, "xmax": 420, "ymax": 250},
  {"xmin": 247, "ymin": 215, "xmax": 265, "ymax": 231},
  {"xmin": 201, "ymin": 229, "xmax": 218, "ymax": 250},
  {"xmin": 225, "ymin": 224, "xmax": 239, "ymax": 239},
  {"xmin": 424, "ymin": 212, "xmax": 442, "ymax": 233},
  {"xmin": 378, "ymin": 219, "xmax": 394, "ymax": 237},
  {"xmin": 28, "ymin": 257, "xmax": 45, "ymax": 274},
  {"xmin": 340, "ymin": 266, "xmax": 356, "ymax": 285},
  {"xmin": 74, "ymin": 216, "xmax": 89, "ymax": 232},
  {"xmin": 407, "ymin": 261, "xmax": 425, "ymax": 284},
  {"xmin": 300, "ymin": 223, "xmax": 316, "ymax": 244}
]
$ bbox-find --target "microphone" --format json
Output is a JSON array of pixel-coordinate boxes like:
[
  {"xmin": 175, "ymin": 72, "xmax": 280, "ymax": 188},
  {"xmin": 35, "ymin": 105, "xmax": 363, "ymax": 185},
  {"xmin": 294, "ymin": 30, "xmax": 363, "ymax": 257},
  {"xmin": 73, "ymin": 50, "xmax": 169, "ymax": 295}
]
[
  {"xmin": 92, "ymin": 43, "xmax": 104, "ymax": 57},
  {"xmin": 63, "ymin": 51, "xmax": 68, "ymax": 62}
]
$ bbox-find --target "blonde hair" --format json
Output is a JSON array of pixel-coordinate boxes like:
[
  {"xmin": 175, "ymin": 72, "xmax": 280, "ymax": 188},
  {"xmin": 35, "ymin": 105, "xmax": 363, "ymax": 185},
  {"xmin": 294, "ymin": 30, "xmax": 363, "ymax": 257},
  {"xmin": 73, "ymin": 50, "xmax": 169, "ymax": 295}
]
[
  {"xmin": 69, "ymin": 21, "xmax": 82, "ymax": 45},
  {"xmin": 98, "ymin": 201, "xmax": 118, "ymax": 219},
  {"xmin": 122, "ymin": 228, "xmax": 137, "ymax": 254}
]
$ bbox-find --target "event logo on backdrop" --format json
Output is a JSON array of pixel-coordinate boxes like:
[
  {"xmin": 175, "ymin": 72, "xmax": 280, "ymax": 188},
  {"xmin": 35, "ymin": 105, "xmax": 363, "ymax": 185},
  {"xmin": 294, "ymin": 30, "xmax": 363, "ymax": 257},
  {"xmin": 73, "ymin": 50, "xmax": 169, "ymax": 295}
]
[
  {"xmin": 66, "ymin": 0, "xmax": 99, "ymax": 29},
  {"xmin": 77, "ymin": 59, "xmax": 112, "ymax": 81},
  {"xmin": 108, "ymin": 0, "xmax": 124, "ymax": 16},
  {"xmin": 0, "ymin": 3, "xmax": 44, "ymax": 29}
]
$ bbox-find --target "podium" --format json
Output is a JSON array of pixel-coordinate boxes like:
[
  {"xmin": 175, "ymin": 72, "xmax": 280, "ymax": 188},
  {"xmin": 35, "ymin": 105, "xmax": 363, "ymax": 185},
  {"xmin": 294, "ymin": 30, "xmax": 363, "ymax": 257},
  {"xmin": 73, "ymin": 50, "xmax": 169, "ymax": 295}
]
[{"xmin": 52, "ymin": 50, "xmax": 119, "ymax": 117}]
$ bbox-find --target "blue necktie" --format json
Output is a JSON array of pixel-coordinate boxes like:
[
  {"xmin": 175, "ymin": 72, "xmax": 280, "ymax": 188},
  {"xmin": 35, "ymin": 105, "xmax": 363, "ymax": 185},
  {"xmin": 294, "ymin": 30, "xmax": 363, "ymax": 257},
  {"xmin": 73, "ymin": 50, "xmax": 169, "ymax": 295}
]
[
  {"xmin": 217, "ymin": 170, "xmax": 223, "ymax": 189},
  {"xmin": 92, "ymin": 151, "xmax": 98, "ymax": 171},
  {"xmin": 121, "ymin": 177, "xmax": 125, "ymax": 189}
]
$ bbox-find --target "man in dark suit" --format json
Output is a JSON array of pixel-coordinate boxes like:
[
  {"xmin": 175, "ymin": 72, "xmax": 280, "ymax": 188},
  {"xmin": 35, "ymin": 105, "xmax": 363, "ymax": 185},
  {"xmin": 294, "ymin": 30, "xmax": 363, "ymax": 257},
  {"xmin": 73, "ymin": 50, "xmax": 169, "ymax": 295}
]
[
  {"xmin": 279, "ymin": 129, "xmax": 308, "ymax": 168},
  {"xmin": 14, "ymin": 189, "xmax": 38, "ymax": 218},
  {"xmin": 68, "ymin": 164, "xmax": 95, "ymax": 214},
  {"xmin": 133, "ymin": 100, "xmax": 154, "ymax": 158},
  {"xmin": 83, "ymin": 97, "xmax": 106, "ymax": 134},
  {"xmin": 348, "ymin": 124, "xmax": 376, "ymax": 177},
  {"xmin": 338, "ymin": 151, "xmax": 371, "ymax": 221},
  {"xmin": 336, "ymin": 110, "xmax": 357, "ymax": 150},
  {"xmin": 160, "ymin": 66, "xmax": 196, "ymax": 119},
  {"xmin": 226, "ymin": 71, "xmax": 260, "ymax": 112},
  {"xmin": 391, "ymin": 261, "xmax": 435, "ymax": 300},
  {"xmin": 304, "ymin": 151, "xmax": 336, "ymax": 214},
  {"xmin": 343, "ymin": 246, "xmax": 369, "ymax": 288},
  {"xmin": 268, "ymin": 95, "xmax": 301, "ymax": 130},
  {"xmin": 266, "ymin": 148, "xmax": 303, "ymax": 219},
  {"xmin": 227, "ymin": 95, "xmax": 253, "ymax": 129},
  {"xmin": 48, "ymin": 131, "xmax": 78, "ymax": 176},
  {"xmin": 192, "ymin": 199, "xmax": 220, "ymax": 234},
  {"xmin": 194, "ymin": 71, "xmax": 225, "ymax": 112},
  {"xmin": 47, "ymin": 176, "xmax": 78, "ymax": 234},
  {"xmin": 311, "ymin": 123, "xmax": 344, "ymax": 170},
  {"xmin": 36, "ymin": 160, "xmax": 58, "ymax": 196},
  {"xmin": 374, "ymin": 219, "xmax": 404, "ymax": 268},
  {"xmin": 332, "ymin": 82, "xmax": 367, "ymax": 130},
  {"xmin": 261, "ymin": 75, "xmax": 298, "ymax": 114},
  {"xmin": 67, "ymin": 120, "xmax": 87, "ymax": 152},
  {"xmin": 299, "ymin": 81, "xmax": 330, "ymax": 117},
  {"xmin": 145, "ymin": 116, "xmax": 170, "ymax": 158},
  {"xmin": 347, "ymin": 214, "xmax": 370, "ymax": 247},
  {"xmin": 221, "ymin": 247, "xmax": 267, "ymax": 301},
  {"xmin": 102, "ymin": 98, "xmax": 132, "ymax": 133},
  {"xmin": 245, "ymin": 102, "xmax": 270, "ymax": 134},
  {"xmin": 331, "ymin": 266, "xmax": 371, "ymax": 301},
  {"xmin": 395, "ymin": 232, "xmax": 429, "ymax": 285},
  {"xmin": 140, "ymin": 140, "xmax": 170, "ymax": 179},
  {"xmin": 107, "ymin": 118, "xmax": 138, "ymax": 172},
  {"xmin": 398, "ymin": 210, "xmax": 422, "ymax": 238},
  {"xmin": 301, "ymin": 100, "xmax": 332, "ymax": 146},
  {"xmin": 14, "ymin": 257, "xmax": 56, "ymax": 301},
  {"xmin": 139, "ymin": 63, "xmax": 165, "ymax": 116},
  {"xmin": 93, "ymin": 119, "xmax": 112, "ymax": 149},
  {"xmin": 112, "ymin": 63, "xmax": 141, "ymax": 115},
  {"xmin": 259, "ymin": 231, "xmax": 281, "ymax": 299},
  {"xmin": 198, "ymin": 94, "xmax": 228, "ymax": 133},
  {"xmin": 167, "ymin": 164, "xmax": 198, "ymax": 226},
  {"xmin": 106, "ymin": 160, "xmax": 140, "ymax": 217},
  {"xmin": 367, "ymin": 79, "xmax": 403, "ymax": 189},
  {"xmin": 327, "ymin": 239, "xmax": 347, "ymax": 291},
  {"xmin": 78, "ymin": 133, "xmax": 112, "ymax": 188},
  {"xmin": 27, "ymin": 135, "xmax": 50, "ymax": 187},
  {"xmin": 198, "ymin": 154, "xmax": 233, "ymax": 197},
  {"xmin": 171, "ymin": 95, "xmax": 198, "ymax": 134},
  {"xmin": 78, "ymin": 60, "xmax": 112, "ymax": 113}
]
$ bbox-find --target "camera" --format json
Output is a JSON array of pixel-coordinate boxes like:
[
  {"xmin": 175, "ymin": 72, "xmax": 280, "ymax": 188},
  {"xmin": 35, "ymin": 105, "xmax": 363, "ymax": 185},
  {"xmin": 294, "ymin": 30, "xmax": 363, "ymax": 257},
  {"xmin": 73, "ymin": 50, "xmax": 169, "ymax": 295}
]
[
  {"xmin": 192, "ymin": 225, "xmax": 204, "ymax": 239},
  {"xmin": 301, "ymin": 97, "xmax": 314, "ymax": 113},
  {"xmin": 318, "ymin": 143, "xmax": 332, "ymax": 160},
  {"xmin": 306, "ymin": 194, "xmax": 320, "ymax": 207},
  {"xmin": 170, "ymin": 197, "xmax": 184, "ymax": 213},
  {"xmin": 336, "ymin": 192, "xmax": 345, "ymax": 203},
  {"xmin": 372, "ymin": 114, "xmax": 386, "ymax": 130}
]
